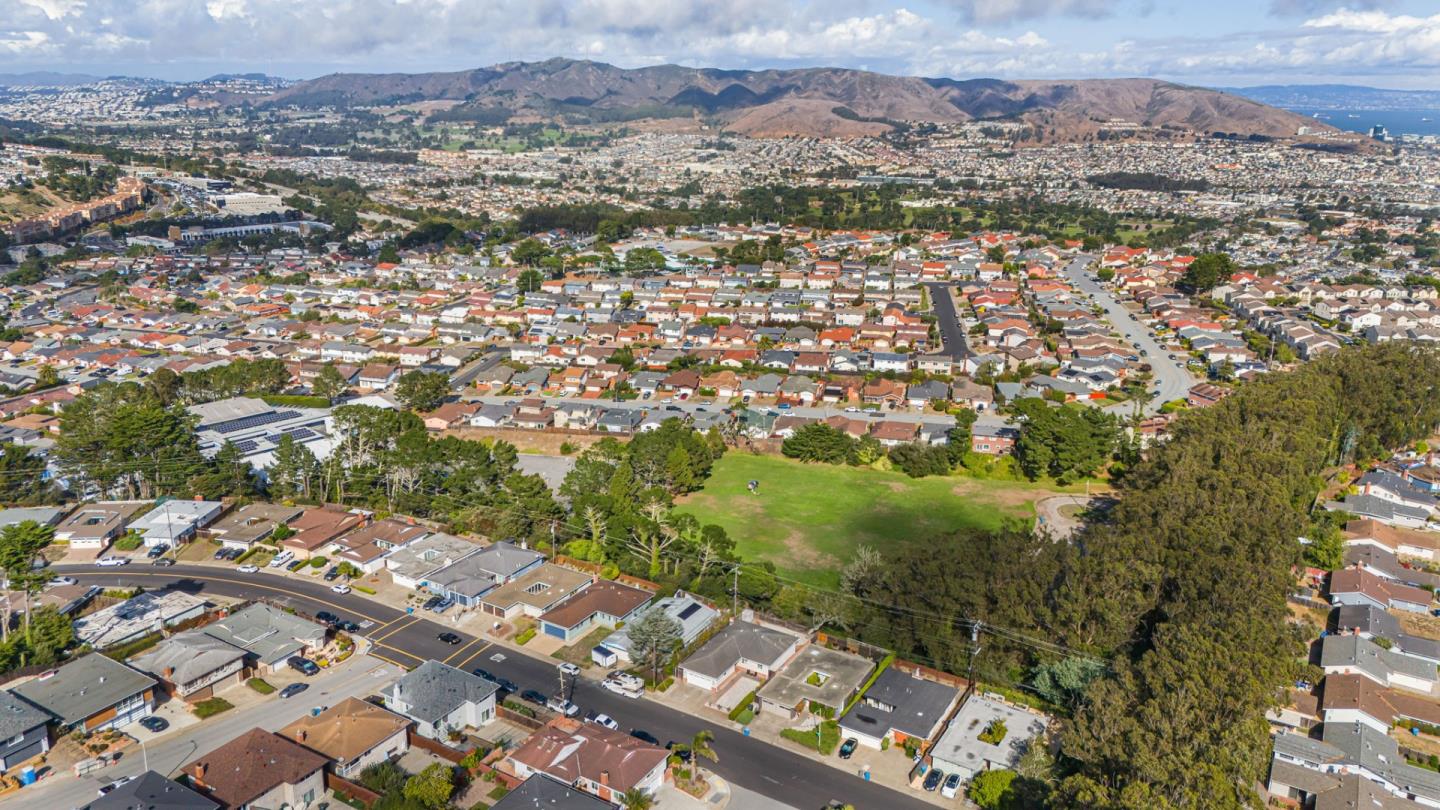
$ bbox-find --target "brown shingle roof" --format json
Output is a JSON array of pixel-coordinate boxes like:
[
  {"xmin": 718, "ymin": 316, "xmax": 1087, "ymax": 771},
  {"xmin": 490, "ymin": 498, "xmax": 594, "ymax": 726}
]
[
  {"xmin": 183, "ymin": 728, "xmax": 327, "ymax": 809},
  {"xmin": 507, "ymin": 718, "xmax": 667, "ymax": 793},
  {"xmin": 278, "ymin": 697, "xmax": 410, "ymax": 765},
  {"xmin": 539, "ymin": 580, "xmax": 651, "ymax": 630}
]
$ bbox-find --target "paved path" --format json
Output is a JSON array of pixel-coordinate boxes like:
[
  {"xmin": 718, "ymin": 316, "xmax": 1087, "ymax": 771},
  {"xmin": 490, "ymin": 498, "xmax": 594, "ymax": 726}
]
[
  {"xmin": 1059, "ymin": 254, "xmax": 1194, "ymax": 416},
  {"xmin": 1035, "ymin": 495, "xmax": 1094, "ymax": 538},
  {"xmin": 923, "ymin": 281, "xmax": 972, "ymax": 361},
  {"xmin": 48, "ymin": 564, "xmax": 936, "ymax": 810}
]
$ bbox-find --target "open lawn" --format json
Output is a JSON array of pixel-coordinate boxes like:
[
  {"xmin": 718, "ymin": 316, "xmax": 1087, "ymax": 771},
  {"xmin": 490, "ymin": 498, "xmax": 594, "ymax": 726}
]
[{"xmin": 677, "ymin": 453, "xmax": 1082, "ymax": 588}]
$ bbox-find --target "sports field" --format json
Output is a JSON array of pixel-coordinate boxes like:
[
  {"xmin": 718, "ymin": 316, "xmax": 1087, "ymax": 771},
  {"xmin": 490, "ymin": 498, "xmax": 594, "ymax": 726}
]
[{"xmin": 677, "ymin": 453, "xmax": 1079, "ymax": 588}]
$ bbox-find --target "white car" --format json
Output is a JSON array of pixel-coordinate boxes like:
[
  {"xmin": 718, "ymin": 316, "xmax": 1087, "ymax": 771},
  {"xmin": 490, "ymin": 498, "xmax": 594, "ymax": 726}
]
[
  {"xmin": 591, "ymin": 713, "xmax": 619, "ymax": 730},
  {"xmin": 331, "ymin": 584, "xmax": 351, "ymax": 594},
  {"xmin": 269, "ymin": 552, "xmax": 294, "ymax": 568},
  {"xmin": 546, "ymin": 697, "xmax": 581, "ymax": 717},
  {"xmin": 600, "ymin": 678, "xmax": 640, "ymax": 698},
  {"xmin": 97, "ymin": 775, "xmax": 135, "ymax": 797},
  {"xmin": 96, "ymin": 556, "xmax": 128, "ymax": 567},
  {"xmin": 48, "ymin": 576, "xmax": 77, "ymax": 587},
  {"xmin": 557, "ymin": 662, "xmax": 581, "ymax": 677},
  {"xmin": 238, "ymin": 564, "xmax": 259, "ymax": 574}
]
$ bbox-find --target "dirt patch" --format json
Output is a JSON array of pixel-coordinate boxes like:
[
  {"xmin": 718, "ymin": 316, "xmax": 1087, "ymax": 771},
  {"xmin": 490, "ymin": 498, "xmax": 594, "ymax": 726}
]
[
  {"xmin": 445, "ymin": 427, "xmax": 624, "ymax": 455},
  {"xmin": 951, "ymin": 479, "xmax": 1053, "ymax": 509},
  {"xmin": 779, "ymin": 528, "xmax": 838, "ymax": 570},
  {"xmin": 1396, "ymin": 610, "xmax": 1440, "ymax": 640}
]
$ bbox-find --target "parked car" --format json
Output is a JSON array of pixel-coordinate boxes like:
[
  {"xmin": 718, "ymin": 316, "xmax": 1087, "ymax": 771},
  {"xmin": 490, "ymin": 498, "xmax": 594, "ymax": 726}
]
[
  {"xmin": 279, "ymin": 683, "xmax": 309, "ymax": 699},
  {"xmin": 213, "ymin": 547, "xmax": 230, "ymax": 560},
  {"xmin": 331, "ymin": 584, "xmax": 351, "ymax": 595},
  {"xmin": 238, "ymin": 564, "xmax": 259, "ymax": 573},
  {"xmin": 315, "ymin": 611, "xmax": 338, "ymax": 626},
  {"xmin": 152, "ymin": 558, "xmax": 175, "ymax": 567},
  {"xmin": 630, "ymin": 729, "xmax": 660, "ymax": 746},
  {"xmin": 288, "ymin": 656, "xmax": 320, "ymax": 676},
  {"xmin": 98, "ymin": 775, "xmax": 136, "ymax": 797},
  {"xmin": 432, "ymin": 598, "xmax": 454, "ymax": 614},
  {"xmin": 472, "ymin": 669, "xmax": 517, "ymax": 693},
  {"xmin": 96, "ymin": 556, "xmax": 128, "ymax": 567},
  {"xmin": 323, "ymin": 566, "xmax": 341, "ymax": 581},
  {"xmin": 421, "ymin": 596, "xmax": 442, "ymax": 611},
  {"xmin": 558, "ymin": 662, "xmax": 581, "ymax": 677},
  {"xmin": 520, "ymin": 689, "xmax": 548, "ymax": 706},
  {"xmin": 285, "ymin": 558, "xmax": 307, "ymax": 572},
  {"xmin": 601, "ymin": 677, "xmax": 641, "ymax": 698},
  {"xmin": 336, "ymin": 620, "xmax": 360, "ymax": 633},
  {"xmin": 941, "ymin": 773, "xmax": 962, "ymax": 799},
  {"xmin": 138, "ymin": 716, "xmax": 168, "ymax": 733},
  {"xmin": 546, "ymin": 697, "xmax": 581, "ymax": 717},
  {"xmin": 146, "ymin": 544, "xmax": 169, "ymax": 558},
  {"xmin": 48, "ymin": 576, "xmax": 76, "ymax": 587},
  {"xmin": 590, "ymin": 713, "xmax": 619, "ymax": 731},
  {"xmin": 269, "ymin": 551, "xmax": 294, "ymax": 568},
  {"xmin": 839, "ymin": 738, "xmax": 858, "ymax": 759},
  {"xmin": 923, "ymin": 769, "xmax": 944, "ymax": 792},
  {"xmin": 437, "ymin": 632, "xmax": 463, "ymax": 645}
]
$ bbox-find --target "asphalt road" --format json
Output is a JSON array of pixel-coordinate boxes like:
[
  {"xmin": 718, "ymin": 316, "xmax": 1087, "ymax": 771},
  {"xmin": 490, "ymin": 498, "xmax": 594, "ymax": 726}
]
[
  {"xmin": 52, "ymin": 564, "xmax": 934, "ymax": 810},
  {"xmin": 464, "ymin": 394, "xmax": 958, "ymax": 429},
  {"xmin": 1059, "ymin": 255, "xmax": 1194, "ymax": 416},
  {"xmin": 923, "ymin": 281, "xmax": 972, "ymax": 361}
]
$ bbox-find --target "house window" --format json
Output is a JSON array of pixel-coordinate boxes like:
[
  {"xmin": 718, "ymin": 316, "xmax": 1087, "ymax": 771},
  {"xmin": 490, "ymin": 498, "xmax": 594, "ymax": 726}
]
[{"xmin": 303, "ymin": 788, "xmax": 315, "ymax": 804}]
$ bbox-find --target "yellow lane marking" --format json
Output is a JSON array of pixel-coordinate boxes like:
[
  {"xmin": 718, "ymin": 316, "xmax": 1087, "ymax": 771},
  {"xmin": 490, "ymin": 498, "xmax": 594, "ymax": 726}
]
[
  {"xmin": 454, "ymin": 642, "xmax": 495, "ymax": 671},
  {"xmin": 443, "ymin": 636, "xmax": 490, "ymax": 666},
  {"xmin": 368, "ymin": 615, "xmax": 423, "ymax": 643}
]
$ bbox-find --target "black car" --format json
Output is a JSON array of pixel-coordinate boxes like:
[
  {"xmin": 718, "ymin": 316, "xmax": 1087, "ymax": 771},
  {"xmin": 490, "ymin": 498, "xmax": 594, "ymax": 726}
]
[
  {"xmin": 324, "ymin": 566, "xmax": 341, "ymax": 581},
  {"xmin": 421, "ymin": 596, "xmax": 442, "ymax": 611},
  {"xmin": 336, "ymin": 620, "xmax": 360, "ymax": 633},
  {"xmin": 839, "ymin": 738, "xmax": 858, "ymax": 759},
  {"xmin": 315, "ymin": 611, "xmax": 338, "ymax": 626},
  {"xmin": 279, "ymin": 682, "xmax": 309, "ymax": 699},
  {"xmin": 520, "ymin": 689, "xmax": 548, "ymax": 706},
  {"xmin": 138, "ymin": 716, "xmax": 168, "ymax": 733},
  {"xmin": 630, "ymin": 729, "xmax": 660, "ymax": 746},
  {"xmin": 493, "ymin": 675, "xmax": 519, "ymax": 694},
  {"xmin": 285, "ymin": 558, "xmax": 306, "ymax": 572},
  {"xmin": 922, "ymin": 768, "xmax": 944, "ymax": 792},
  {"xmin": 146, "ymin": 544, "xmax": 169, "ymax": 558},
  {"xmin": 213, "ymin": 548, "xmax": 229, "ymax": 560},
  {"xmin": 437, "ymin": 632, "xmax": 463, "ymax": 645},
  {"xmin": 288, "ymin": 656, "xmax": 320, "ymax": 676}
]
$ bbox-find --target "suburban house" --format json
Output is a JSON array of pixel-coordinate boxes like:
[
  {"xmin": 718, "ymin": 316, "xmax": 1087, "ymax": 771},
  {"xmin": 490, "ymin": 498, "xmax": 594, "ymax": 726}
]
[
  {"xmin": 183, "ymin": 728, "xmax": 328, "ymax": 810},
  {"xmin": 88, "ymin": 770, "xmax": 220, "ymax": 810},
  {"xmin": 1319, "ymin": 673, "xmax": 1440, "ymax": 734},
  {"xmin": 199, "ymin": 604, "xmax": 327, "ymax": 675},
  {"xmin": 490, "ymin": 774, "xmax": 610, "ymax": 810},
  {"xmin": 384, "ymin": 532, "xmax": 482, "ymax": 591},
  {"xmin": 0, "ymin": 506, "xmax": 68, "ymax": 530},
  {"xmin": 1332, "ymin": 604, "xmax": 1440, "ymax": 666},
  {"xmin": 600, "ymin": 591, "xmax": 719, "ymax": 664},
  {"xmin": 425, "ymin": 541, "xmax": 546, "ymax": 607},
  {"xmin": 382, "ymin": 659, "xmax": 499, "ymax": 741},
  {"xmin": 127, "ymin": 500, "xmax": 225, "ymax": 547},
  {"xmin": 1269, "ymin": 725, "xmax": 1440, "ymax": 808},
  {"xmin": 11, "ymin": 654, "xmax": 157, "ymax": 732},
  {"xmin": 756, "ymin": 644, "xmax": 874, "ymax": 720},
  {"xmin": 838, "ymin": 667, "xmax": 962, "ymax": 750},
  {"xmin": 478, "ymin": 563, "xmax": 593, "ymax": 622},
  {"xmin": 72, "ymin": 591, "xmax": 208, "ymax": 650},
  {"xmin": 504, "ymin": 718, "xmax": 669, "ymax": 805},
  {"xmin": 970, "ymin": 423, "xmax": 1020, "ymax": 455},
  {"xmin": 1329, "ymin": 566, "xmax": 1433, "ymax": 614},
  {"xmin": 1320, "ymin": 633, "xmax": 1437, "ymax": 694},
  {"xmin": 678, "ymin": 619, "xmax": 804, "ymax": 693},
  {"xmin": 1344, "ymin": 518, "xmax": 1440, "ymax": 561},
  {"xmin": 281, "ymin": 507, "xmax": 367, "ymax": 560},
  {"xmin": 0, "ymin": 690, "xmax": 51, "ymax": 773},
  {"xmin": 539, "ymin": 580, "xmax": 653, "ymax": 645},
  {"xmin": 329, "ymin": 518, "xmax": 431, "ymax": 574},
  {"xmin": 929, "ymin": 694, "xmax": 1049, "ymax": 781},
  {"xmin": 207, "ymin": 503, "xmax": 305, "ymax": 549},
  {"xmin": 53, "ymin": 502, "xmax": 134, "ymax": 552},
  {"xmin": 279, "ymin": 697, "xmax": 410, "ymax": 778},
  {"xmin": 131, "ymin": 629, "xmax": 248, "ymax": 701}
]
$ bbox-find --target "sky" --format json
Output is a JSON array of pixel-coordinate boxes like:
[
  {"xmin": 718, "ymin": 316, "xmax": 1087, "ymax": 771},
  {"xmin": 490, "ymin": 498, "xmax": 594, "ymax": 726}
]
[{"xmin": 2, "ymin": 0, "xmax": 1439, "ymax": 89}]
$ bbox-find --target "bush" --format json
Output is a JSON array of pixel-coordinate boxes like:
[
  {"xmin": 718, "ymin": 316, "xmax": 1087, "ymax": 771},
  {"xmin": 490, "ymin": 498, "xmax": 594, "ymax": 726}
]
[
  {"xmin": 733, "ymin": 708, "xmax": 754, "ymax": 726},
  {"xmin": 309, "ymin": 556, "xmax": 327, "ymax": 568},
  {"xmin": 656, "ymin": 676, "xmax": 674, "ymax": 692},
  {"xmin": 354, "ymin": 584, "xmax": 376, "ymax": 595},
  {"xmin": 102, "ymin": 632, "xmax": 162, "ymax": 661},
  {"xmin": 247, "ymin": 678, "xmax": 275, "ymax": 695},
  {"xmin": 880, "ymin": 737, "xmax": 891, "ymax": 751},
  {"xmin": 192, "ymin": 697, "xmax": 234, "ymax": 719},
  {"xmin": 559, "ymin": 441, "xmax": 578, "ymax": 455},
  {"xmin": 113, "ymin": 534, "xmax": 143, "ymax": 551},
  {"xmin": 515, "ymin": 627, "xmax": 537, "ymax": 645},
  {"xmin": 502, "ymin": 699, "xmax": 536, "ymax": 718},
  {"xmin": 978, "ymin": 719, "xmax": 1008, "ymax": 745},
  {"xmin": 728, "ymin": 690, "xmax": 760, "ymax": 722}
]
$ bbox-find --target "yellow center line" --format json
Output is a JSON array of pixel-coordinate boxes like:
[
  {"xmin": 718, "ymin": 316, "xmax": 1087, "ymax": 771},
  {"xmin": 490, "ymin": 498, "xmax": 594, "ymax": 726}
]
[
  {"xmin": 66, "ymin": 570, "xmax": 391, "ymax": 624},
  {"xmin": 443, "ymin": 635, "xmax": 490, "ymax": 666},
  {"xmin": 454, "ymin": 642, "xmax": 495, "ymax": 671},
  {"xmin": 368, "ymin": 615, "xmax": 423, "ymax": 643}
]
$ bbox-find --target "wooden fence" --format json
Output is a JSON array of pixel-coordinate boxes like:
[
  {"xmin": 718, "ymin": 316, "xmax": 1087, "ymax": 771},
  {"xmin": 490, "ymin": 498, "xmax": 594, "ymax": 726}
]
[
  {"xmin": 326, "ymin": 772, "xmax": 381, "ymax": 808},
  {"xmin": 406, "ymin": 730, "xmax": 467, "ymax": 763}
]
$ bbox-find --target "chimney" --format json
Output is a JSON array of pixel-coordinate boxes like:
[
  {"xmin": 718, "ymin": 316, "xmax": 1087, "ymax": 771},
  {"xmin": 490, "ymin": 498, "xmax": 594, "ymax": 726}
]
[
  {"xmin": 599, "ymin": 771, "xmax": 610, "ymax": 787},
  {"xmin": 193, "ymin": 762, "xmax": 207, "ymax": 782},
  {"xmin": 163, "ymin": 667, "xmax": 174, "ymax": 678},
  {"xmin": 299, "ymin": 730, "xmax": 307, "ymax": 742}
]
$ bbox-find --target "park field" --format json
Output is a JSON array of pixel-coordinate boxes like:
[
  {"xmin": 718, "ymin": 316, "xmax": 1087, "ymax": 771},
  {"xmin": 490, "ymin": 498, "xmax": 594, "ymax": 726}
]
[{"xmin": 676, "ymin": 453, "xmax": 1083, "ymax": 588}]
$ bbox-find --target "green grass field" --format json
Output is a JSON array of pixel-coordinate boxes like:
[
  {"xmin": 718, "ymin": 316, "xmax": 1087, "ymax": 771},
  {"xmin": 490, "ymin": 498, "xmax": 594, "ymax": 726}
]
[{"xmin": 677, "ymin": 454, "xmax": 1075, "ymax": 588}]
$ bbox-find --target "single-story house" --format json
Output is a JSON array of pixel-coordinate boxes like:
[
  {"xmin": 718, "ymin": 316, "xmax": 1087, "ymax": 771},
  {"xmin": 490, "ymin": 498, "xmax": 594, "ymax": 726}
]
[
  {"xmin": 87, "ymin": 770, "xmax": 219, "ymax": 810},
  {"xmin": 1329, "ymin": 566, "xmax": 1432, "ymax": 614},
  {"xmin": 929, "ymin": 694, "xmax": 1049, "ymax": 781},
  {"xmin": 478, "ymin": 563, "xmax": 593, "ymax": 622},
  {"xmin": 72, "ymin": 591, "xmax": 208, "ymax": 650},
  {"xmin": 11, "ymin": 654, "xmax": 157, "ymax": 733},
  {"xmin": 756, "ymin": 644, "xmax": 874, "ymax": 720},
  {"xmin": 539, "ymin": 580, "xmax": 653, "ymax": 645},
  {"xmin": 183, "ymin": 728, "xmax": 328, "ymax": 810},
  {"xmin": 424, "ymin": 541, "xmax": 546, "ymax": 607},
  {"xmin": 383, "ymin": 659, "xmax": 499, "ymax": 741},
  {"xmin": 384, "ymin": 532, "xmax": 482, "ymax": 591},
  {"xmin": 279, "ymin": 696, "xmax": 410, "ymax": 778},
  {"xmin": 838, "ymin": 667, "xmax": 961, "ymax": 750},
  {"xmin": 281, "ymin": 507, "xmax": 366, "ymax": 560},
  {"xmin": 329, "ymin": 518, "xmax": 431, "ymax": 574},
  {"xmin": 602, "ymin": 591, "xmax": 719, "ymax": 664},
  {"xmin": 199, "ymin": 604, "xmax": 327, "ymax": 675},
  {"xmin": 678, "ymin": 619, "xmax": 804, "ymax": 693},
  {"xmin": 490, "ymin": 775, "xmax": 609, "ymax": 810},
  {"xmin": 53, "ymin": 502, "xmax": 135, "ymax": 551},
  {"xmin": 131, "ymin": 629, "xmax": 248, "ymax": 701},
  {"xmin": 206, "ymin": 503, "xmax": 304, "ymax": 549},
  {"xmin": 127, "ymin": 500, "xmax": 225, "ymax": 547}
]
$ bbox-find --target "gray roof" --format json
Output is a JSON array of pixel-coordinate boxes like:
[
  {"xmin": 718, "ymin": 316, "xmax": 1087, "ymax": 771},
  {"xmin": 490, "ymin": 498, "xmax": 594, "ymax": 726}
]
[
  {"xmin": 386, "ymin": 659, "xmax": 499, "ymax": 725},
  {"xmin": 131, "ymin": 629, "xmax": 247, "ymax": 687},
  {"xmin": 1320, "ymin": 633, "xmax": 1437, "ymax": 685},
  {"xmin": 0, "ymin": 506, "xmax": 68, "ymax": 529},
  {"xmin": 491, "ymin": 774, "xmax": 610, "ymax": 810},
  {"xmin": 11, "ymin": 654, "xmax": 156, "ymax": 727},
  {"xmin": 426, "ymin": 541, "xmax": 544, "ymax": 598},
  {"xmin": 1323, "ymin": 721, "xmax": 1440, "ymax": 800},
  {"xmin": 200, "ymin": 603, "xmax": 326, "ymax": 667},
  {"xmin": 681, "ymin": 620, "xmax": 801, "ymax": 679},
  {"xmin": 0, "ymin": 689, "xmax": 51, "ymax": 739},
  {"xmin": 931, "ymin": 695, "xmax": 1048, "ymax": 774},
  {"xmin": 840, "ymin": 667, "xmax": 960, "ymax": 740},
  {"xmin": 758, "ymin": 645, "xmax": 874, "ymax": 711},
  {"xmin": 86, "ymin": 770, "xmax": 220, "ymax": 810}
]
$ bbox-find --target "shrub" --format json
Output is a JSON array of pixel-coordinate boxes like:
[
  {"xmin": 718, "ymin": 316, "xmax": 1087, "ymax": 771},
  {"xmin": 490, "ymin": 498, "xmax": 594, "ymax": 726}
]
[
  {"xmin": 113, "ymin": 534, "xmax": 143, "ymax": 551},
  {"xmin": 728, "ymin": 689, "xmax": 760, "ymax": 722},
  {"xmin": 247, "ymin": 678, "xmax": 275, "ymax": 695},
  {"xmin": 657, "ymin": 677, "xmax": 674, "ymax": 692},
  {"xmin": 102, "ymin": 632, "xmax": 162, "ymax": 661},
  {"xmin": 502, "ymin": 699, "xmax": 536, "ymax": 718},
  {"xmin": 515, "ymin": 627, "xmax": 537, "ymax": 645},
  {"xmin": 733, "ymin": 708, "xmax": 754, "ymax": 726},
  {"xmin": 309, "ymin": 556, "xmax": 327, "ymax": 568},
  {"xmin": 354, "ymin": 584, "xmax": 376, "ymax": 595},
  {"xmin": 193, "ymin": 698, "xmax": 234, "ymax": 719},
  {"xmin": 978, "ymin": 719, "xmax": 1008, "ymax": 745},
  {"xmin": 559, "ymin": 441, "xmax": 578, "ymax": 455},
  {"xmin": 880, "ymin": 737, "xmax": 891, "ymax": 751}
]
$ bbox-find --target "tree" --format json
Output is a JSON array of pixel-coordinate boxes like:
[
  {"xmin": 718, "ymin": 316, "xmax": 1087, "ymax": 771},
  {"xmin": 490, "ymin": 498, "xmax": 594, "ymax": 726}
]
[
  {"xmin": 516, "ymin": 268, "xmax": 544, "ymax": 292},
  {"xmin": 628, "ymin": 608, "xmax": 682, "ymax": 683},
  {"xmin": 781, "ymin": 423, "xmax": 856, "ymax": 464},
  {"xmin": 312, "ymin": 364, "xmax": 350, "ymax": 402},
  {"xmin": 689, "ymin": 729, "xmax": 718, "ymax": 765},
  {"xmin": 969, "ymin": 769, "xmax": 1017, "ymax": 809},
  {"xmin": 190, "ymin": 441, "xmax": 258, "ymax": 500},
  {"xmin": 887, "ymin": 442, "xmax": 953, "ymax": 478},
  {"xmin": 394, "ymin": 370, "xmax": 450, "ymax": 412},
  {"xmin": 267, "ymin": 433, "xmax": 321, "ymax": 501},
  {"xmin": 1180, "ymin": 252, "xmax": 1234, "ymax": 292},
  {"xmin": 1029, "ymin": 657, "xmax": 1106, "ymax": 708},
  {"xmin": 619, "ymin": 788, "xmax": 654, "ymax": 810},
  {"xmin": 33, "ymin": 365, "xmax": 59, "ymax": 389},
  {"xmin": 377, "ymin": 241, "xmax": 400, "ymax": 264},
  {"xmin": 0, "ymin": 521, "xmax": 53, "ymax": 643},
  {"xmin": 1011, "ymin": 399, "xmax": 1119, "ymax": 484},
  {"xmin": 0, "ymin": 444, "xmax": 53, "ymax": 505},
  {"xmin": 402, "ymin": 763, "xmax": 454, "ymax": 808}
]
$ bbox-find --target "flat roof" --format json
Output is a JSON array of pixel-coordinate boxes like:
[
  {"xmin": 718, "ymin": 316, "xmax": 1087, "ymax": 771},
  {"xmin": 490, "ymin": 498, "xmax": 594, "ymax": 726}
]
[{"xmin": 757, "ymin": 644, "xmax": 874, "ymax": 710}]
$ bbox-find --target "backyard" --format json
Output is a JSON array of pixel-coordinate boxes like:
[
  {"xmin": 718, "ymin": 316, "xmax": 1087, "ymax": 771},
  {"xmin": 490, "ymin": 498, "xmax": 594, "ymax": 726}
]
[{"xmin": 677, "ymin": 453, "xmax": 1086, "ymax": 588}]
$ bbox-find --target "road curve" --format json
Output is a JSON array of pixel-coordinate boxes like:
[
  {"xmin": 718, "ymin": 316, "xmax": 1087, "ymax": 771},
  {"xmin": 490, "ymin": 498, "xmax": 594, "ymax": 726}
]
[{"xmin": 53, "ymin": 563, "xmax": 935, "ymax": 810}]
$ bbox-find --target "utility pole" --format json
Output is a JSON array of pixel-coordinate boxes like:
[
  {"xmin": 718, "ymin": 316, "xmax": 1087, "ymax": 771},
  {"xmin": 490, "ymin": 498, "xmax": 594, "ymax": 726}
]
[
  {"xmin": 966, "ymin": 622, "xmax": 983, "ymax": 687},
  {"xmin": 731, "ymin": 566, "xmax": 739, "ymax": 616}
]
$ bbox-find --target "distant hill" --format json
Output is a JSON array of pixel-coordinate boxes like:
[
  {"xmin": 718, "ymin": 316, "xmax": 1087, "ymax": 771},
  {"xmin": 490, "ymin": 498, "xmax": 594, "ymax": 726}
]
[
  {"xmin": 1226, "ymin": 84, "xmax": 1440, "ymax": 111},
  {"xmin": 0, "ymin": 71, "xmax": 103, "ymax": 88},
  {"xmin": 248, "ymin": 58, "xmax": 1331, "ymax": 142}
]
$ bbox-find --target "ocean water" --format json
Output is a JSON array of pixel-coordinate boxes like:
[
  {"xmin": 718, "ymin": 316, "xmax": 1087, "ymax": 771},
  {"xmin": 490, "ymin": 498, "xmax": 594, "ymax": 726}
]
[{"xmin": 1294, "ymin": 109, "xmax": 1440, "ymax": 137}]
